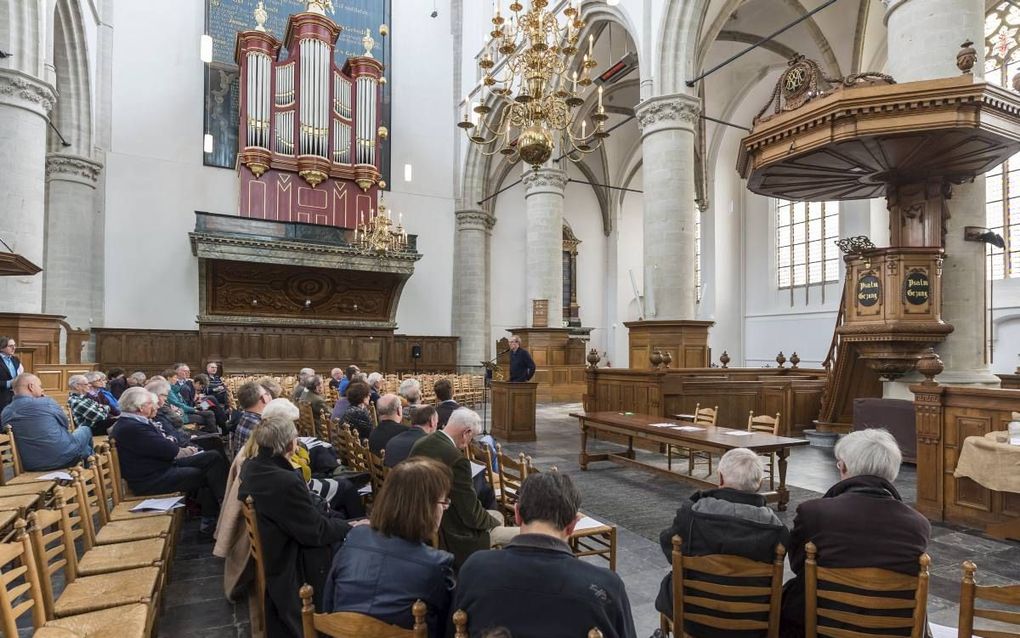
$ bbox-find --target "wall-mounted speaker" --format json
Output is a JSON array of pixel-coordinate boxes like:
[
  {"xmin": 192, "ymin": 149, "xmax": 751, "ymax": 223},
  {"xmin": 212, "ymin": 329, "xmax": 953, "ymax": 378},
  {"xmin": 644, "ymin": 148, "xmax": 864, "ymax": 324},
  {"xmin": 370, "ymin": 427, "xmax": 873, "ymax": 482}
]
[{"xmin": 411, "ymin": 345, "xmax": 422, "ymax": 359}]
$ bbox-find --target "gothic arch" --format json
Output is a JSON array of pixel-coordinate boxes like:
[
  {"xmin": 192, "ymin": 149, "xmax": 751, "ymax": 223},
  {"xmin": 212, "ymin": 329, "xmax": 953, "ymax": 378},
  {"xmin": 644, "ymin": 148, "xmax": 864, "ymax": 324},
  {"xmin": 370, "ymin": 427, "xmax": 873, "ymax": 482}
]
[
  {"xmin": 658, "ymin": 0, "xmax": 711, "ymax": 96},
  {"xmin": 49, "ymin": 0, "xmax": 92, "ymax": 154}
]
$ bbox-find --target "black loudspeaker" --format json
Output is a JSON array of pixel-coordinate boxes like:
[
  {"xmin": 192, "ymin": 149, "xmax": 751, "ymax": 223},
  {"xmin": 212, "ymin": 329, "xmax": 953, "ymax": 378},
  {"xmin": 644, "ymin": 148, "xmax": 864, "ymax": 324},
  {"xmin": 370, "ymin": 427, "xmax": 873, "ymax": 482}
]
[{"xmin": 411, "ymin": 345, "xmax": 423, "ymax": 359}]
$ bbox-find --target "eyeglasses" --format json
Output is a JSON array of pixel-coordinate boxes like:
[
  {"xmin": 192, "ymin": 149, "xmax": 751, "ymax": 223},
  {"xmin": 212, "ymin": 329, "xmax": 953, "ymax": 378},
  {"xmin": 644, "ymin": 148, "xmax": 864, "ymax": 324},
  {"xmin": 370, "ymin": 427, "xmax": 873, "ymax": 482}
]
[{"xmin": 437, "ymin": 498, "xmax": 451, "ymax": 509}]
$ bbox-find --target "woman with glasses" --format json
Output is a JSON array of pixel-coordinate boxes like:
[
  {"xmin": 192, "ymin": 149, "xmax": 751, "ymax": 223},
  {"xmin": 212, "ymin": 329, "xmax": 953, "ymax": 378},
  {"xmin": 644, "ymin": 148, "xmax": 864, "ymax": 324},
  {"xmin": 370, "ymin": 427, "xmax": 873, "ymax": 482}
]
[{"xmin": 323, "ymin": 456, "xmax": 455, "ymax": 636}]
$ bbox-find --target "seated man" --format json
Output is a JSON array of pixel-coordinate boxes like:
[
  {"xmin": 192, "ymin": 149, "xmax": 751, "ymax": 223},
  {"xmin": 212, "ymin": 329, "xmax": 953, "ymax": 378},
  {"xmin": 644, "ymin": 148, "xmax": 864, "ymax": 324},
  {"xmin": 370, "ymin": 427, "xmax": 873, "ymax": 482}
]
[
  {"xmin": 397, "ymin": 378, "xmax": 422, "ymax": 424},
  {"xmin": 409, "ymin": 407, "xmax": 516, "ymax": 568},
  {"xmin": 455, "ymin": 471, "xmax": 637, "ymax": 638},
  {"xmin": 434, "ymin": 379, "xmax": 460, "ymax": 429},
  {"xmin": 656, "ymin": 448, "xmax": 789, "ymax": 638},
  {"xmin": 67, "ymin": 374, "xmax": 112, "ymax": 434},
  {"xmin": 384, "ymin": 405, "xmax": 437, "ymax": 468},
  {"xmin": 780, "ymin": 428, "xmax": 930, "ymax": 638},
  {"xmin": 368, "ymin": 393, "xmax": 408, "ymax": 457},
  {"xmin": 111, "ymin": 387, "xmax": 227, "ymax": 534},
  {"xmin": 0, "ymin": 373, "xmax": 93, "ymax": 471},
  {"xmin": 328, "ymin": 367, "xmax": 344, "ymax": 392},
  {"xmin": 233, "ymin": 380, "xmax": 270, "ymax": 454}
]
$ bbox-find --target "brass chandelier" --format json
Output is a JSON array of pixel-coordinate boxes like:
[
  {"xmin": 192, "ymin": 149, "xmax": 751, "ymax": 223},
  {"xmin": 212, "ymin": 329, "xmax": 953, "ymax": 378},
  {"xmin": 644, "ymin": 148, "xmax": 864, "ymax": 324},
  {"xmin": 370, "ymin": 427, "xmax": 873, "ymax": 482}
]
[{"xmin": 458, "ymin": 0, "xmax": 609, "ymax": 168}]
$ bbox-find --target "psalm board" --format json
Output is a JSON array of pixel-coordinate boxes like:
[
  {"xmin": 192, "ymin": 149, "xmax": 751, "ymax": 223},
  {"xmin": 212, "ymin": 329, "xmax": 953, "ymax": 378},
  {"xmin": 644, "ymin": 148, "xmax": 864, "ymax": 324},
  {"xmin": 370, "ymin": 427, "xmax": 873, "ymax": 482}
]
[{"xmin": 204, "ymin": 0, "xmax": 392, "ymax": 184}]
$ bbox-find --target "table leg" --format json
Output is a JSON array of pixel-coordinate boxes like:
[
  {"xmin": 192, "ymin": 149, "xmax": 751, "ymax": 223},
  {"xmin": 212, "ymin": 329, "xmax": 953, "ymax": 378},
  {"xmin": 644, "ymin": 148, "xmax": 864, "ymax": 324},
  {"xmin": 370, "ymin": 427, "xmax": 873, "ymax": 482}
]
[
  {"xmin": 609, "ymin": 526, "xmax": 617, "ymax": 572},
  {"xmin": 626, "ymin": 435, "xmax": 635, "ymax": 460},
  {"xmin": 579, "ymin": 423, "xmax": 590, "ymax": 471},
  {"xmin": 777, "ymin": 448, "xmax": 790, "ymax": 511}
]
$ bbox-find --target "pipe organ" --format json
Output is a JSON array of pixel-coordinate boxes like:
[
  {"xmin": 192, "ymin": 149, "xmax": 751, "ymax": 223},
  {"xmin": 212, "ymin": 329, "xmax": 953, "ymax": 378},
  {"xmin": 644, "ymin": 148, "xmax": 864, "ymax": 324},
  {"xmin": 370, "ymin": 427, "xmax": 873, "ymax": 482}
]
[{"xmin": 235, "ymin": 8, "xmax": 384, "ymax": 227}]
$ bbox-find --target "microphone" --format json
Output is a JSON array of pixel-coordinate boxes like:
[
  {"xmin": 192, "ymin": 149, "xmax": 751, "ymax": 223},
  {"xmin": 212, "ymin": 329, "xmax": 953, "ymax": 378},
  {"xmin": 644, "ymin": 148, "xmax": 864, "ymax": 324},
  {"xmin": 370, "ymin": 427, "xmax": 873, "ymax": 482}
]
[{"xmin": 498, "ymin": 349, "xmax": 511, "ymax": 355}]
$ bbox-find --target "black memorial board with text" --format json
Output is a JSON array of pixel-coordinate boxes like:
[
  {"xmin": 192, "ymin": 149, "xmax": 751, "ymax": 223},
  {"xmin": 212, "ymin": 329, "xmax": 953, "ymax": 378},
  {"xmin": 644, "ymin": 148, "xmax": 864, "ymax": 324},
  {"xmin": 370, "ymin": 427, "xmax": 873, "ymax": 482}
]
[{"xmin": 204, "ymin": 0, "xmax": 392, "ymax": 185}]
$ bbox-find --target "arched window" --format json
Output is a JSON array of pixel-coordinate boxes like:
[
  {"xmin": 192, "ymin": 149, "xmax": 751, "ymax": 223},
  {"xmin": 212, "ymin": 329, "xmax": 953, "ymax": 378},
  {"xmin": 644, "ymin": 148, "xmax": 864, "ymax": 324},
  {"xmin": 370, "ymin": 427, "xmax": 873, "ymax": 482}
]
[
  {"xmin": 695, "ymin": 209, "xmax": 702, "ymax": 303},
  {"xmin": 985, "ymin": 2, "xmax": 1020, "ymax": 279},
  {"xmin": 775, "ymin": 200, "xmax": 839, "ymax": 288}
]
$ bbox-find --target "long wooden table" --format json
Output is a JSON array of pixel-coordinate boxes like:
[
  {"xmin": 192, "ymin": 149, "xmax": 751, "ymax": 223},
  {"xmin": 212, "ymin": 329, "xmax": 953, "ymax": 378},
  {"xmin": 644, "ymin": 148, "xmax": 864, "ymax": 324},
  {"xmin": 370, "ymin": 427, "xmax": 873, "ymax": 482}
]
[{"xmin": 572, "ymin": 411, "xmax": 810, "ymax": 510}]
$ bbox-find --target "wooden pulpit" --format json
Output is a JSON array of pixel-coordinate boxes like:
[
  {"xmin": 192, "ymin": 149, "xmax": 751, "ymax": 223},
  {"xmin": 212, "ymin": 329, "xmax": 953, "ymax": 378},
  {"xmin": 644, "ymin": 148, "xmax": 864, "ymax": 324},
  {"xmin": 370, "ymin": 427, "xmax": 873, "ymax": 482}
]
[{"xmin": 491, "ymin": 380, "xmax": 537, "ymax": 442}]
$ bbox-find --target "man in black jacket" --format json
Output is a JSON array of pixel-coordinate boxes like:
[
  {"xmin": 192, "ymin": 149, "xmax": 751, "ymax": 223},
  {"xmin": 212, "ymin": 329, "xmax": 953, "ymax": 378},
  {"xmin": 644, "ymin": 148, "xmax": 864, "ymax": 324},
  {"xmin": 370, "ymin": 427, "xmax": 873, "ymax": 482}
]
[
  {"xmin": 434, "ymin": 379, "xmax": 460, "ymax": 429},
  {"xmin": 455, "ymin": 471, "xmax": 636, "ymax": 638},
  {"xmin": 508, "ymin": 335, "xmax": 536, "ymax": 382},
  {"xmin": 368, "ymin": 393, "xmax": 409, "ymax": 456},
  {"xmin": 780, "ymin": 428, "xmax": 930, "ymax": 638},
  {"xmin": 0, "ymin": 336, "xmax": 24, "ymax": 412},
  {"xmin": 383, "ymin": 405, "xmax": 437, "ymax": 467},
  {"xmin": 656, "ymin": 448, "xmax": 789, "ymax": 638},
  {"xmin": 238, "ymin": 414, "xmax": 361, "ymax": 638}
]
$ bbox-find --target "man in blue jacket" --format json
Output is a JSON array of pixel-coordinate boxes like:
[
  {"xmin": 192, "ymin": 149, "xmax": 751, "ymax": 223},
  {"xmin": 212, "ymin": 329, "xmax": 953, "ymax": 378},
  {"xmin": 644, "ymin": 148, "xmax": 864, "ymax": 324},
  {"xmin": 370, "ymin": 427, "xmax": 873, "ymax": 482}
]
[
  {"xmin": 508, "ymin": 335, "xmax": 536, "ymax": 382},
  {"xmin": 0, "ymin": 373, "xmax": 93, "ymax": 471},
  {"xmin": 111, "ymin": 386, "xmax": 227, "ymax": 533}
]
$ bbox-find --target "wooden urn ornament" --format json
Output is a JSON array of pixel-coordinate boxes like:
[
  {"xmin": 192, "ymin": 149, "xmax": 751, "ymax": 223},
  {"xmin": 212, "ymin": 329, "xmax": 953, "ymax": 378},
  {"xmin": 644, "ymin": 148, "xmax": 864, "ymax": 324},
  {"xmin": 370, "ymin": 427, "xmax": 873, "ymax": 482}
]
[
  {"xmin": 917, "ymin": 349, "xmax": 944, "ymax": 386},
  {"xmin": 720, "ymin": 351, "xmax": 730, "ymax": 368},
  {"xmin": 790, "ymin": 352, "xmax": 801, "ymax": 369},
  {"xmin": 776, "ymin": 351, "xmax": 787, "ymax": 368},
  {"xmin": 586, "ymin": 348, "xmax": 601, "ymax": 369},
  {"xmin": 661, "ymin": 351, "xmax": 672, "ymax": 368},
  {"xmin": 649, "ymin": 350, "xmax": 664, "ymax": 369}
]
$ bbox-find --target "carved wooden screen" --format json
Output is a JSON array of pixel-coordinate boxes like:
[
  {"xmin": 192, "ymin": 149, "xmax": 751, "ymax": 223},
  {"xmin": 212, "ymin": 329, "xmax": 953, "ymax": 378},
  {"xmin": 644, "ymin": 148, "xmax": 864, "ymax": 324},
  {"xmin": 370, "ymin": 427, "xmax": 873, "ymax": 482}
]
[{"xmin": 985, "ymin": 2, "xmax": 1020, "ymax": 279}]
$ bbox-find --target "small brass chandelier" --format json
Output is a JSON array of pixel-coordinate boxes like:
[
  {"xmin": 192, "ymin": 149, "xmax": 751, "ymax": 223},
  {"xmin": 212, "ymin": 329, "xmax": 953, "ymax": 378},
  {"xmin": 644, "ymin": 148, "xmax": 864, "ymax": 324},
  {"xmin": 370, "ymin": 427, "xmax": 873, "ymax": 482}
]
[
  {"xmin": 458, "ymin": 0, "xmax": 609, "ymax": 168},
  {"xmin": 353, "ymin": 203, "xmax": 408, "ymax": 254}
]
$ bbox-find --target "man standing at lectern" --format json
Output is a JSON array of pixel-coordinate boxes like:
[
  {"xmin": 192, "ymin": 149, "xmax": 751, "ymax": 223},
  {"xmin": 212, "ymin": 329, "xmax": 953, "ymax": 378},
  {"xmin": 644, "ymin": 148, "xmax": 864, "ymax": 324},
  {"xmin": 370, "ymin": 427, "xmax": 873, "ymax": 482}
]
[{"xmin": 508, "ymin": 336, "xmax": 536, "ymax": 382}]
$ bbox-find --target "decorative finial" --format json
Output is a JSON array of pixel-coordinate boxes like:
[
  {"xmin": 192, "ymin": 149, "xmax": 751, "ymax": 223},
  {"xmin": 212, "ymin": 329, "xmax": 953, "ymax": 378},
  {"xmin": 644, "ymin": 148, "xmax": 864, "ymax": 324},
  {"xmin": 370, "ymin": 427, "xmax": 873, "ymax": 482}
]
[
  {"xmin": 362, "ymin": 28, "xmax": 376, "ymax": 58},
  {"xmin": 649, "ymin": 350, "xmax": 663, "ymax": 369},
  {"xmin": 957, "ymin": 40, "xmax": 977, "ymax": 75},
  {"xmin": 776, "ymin": 351, "xmax": 787, "ymax": 368},
  {"xmin": 586, "ymin": 348, "xmax": 601, "ymax": 369},
  {"xmin": 661, "ymin": 351, "xmax": 673, "ymax": 369},
  {"xmin": 790, "ymin": 352, "xmax": 801, "ymax": 369},
  {"xmin": 379, "ymin": 24, "xmax": 389, "ymax": 38},
  {"xmin": 720, "ymin": 351, "xmax": 730, "ymax": 369},
  {"xmin": 254, "ymin": 1, "xmax": 268, "ymax": 32},
  {"xmin": 301, "ymin": 0, "xmax": 334, "ymax": 15},
  {"xmin": 917, "ymin": 348, "xmax": 944, "ymax": 386}
]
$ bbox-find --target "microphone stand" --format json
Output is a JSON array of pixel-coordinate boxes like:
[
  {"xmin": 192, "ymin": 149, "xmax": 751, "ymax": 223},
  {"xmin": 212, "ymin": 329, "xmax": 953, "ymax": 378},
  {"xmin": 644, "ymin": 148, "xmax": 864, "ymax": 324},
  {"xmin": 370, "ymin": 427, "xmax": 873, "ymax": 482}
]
[{"xmin": 480, "ymin": 350, "xmax": 510, "ymax": 436}]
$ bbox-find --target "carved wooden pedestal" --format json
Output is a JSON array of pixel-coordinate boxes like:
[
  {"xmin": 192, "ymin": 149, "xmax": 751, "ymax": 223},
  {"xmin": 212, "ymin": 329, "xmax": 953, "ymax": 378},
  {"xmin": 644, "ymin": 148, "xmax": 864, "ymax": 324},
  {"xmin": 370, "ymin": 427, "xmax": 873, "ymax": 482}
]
[
  {"xmin": 491, "ymin": 381, "xmax": 537, "ymax": 442},
  {"xmin": 624, "ymin": 320, "xmax": 714, "ymax": 369}
]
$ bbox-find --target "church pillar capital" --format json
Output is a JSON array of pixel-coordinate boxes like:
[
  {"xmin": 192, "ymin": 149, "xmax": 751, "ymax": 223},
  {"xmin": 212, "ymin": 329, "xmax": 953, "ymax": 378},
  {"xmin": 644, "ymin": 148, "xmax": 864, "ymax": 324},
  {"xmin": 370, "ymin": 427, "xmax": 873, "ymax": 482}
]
[
  {"xmin": 0, "ymin": 68, "xmax": 56, "ymax": 118},
  {"xmin": 522, "ymin": 167, "xmax": 568, "ymax": 197},
  {"xmin": 455, "ymin": 208, "xmax": 495, "ymax": 234},
  {"xmin": 635, "ymin": 93, "xmax": 700, "ymax": 137},
  {"xmin": 46, "ymin": 153, "xmax": 103, "ymax": 188}
]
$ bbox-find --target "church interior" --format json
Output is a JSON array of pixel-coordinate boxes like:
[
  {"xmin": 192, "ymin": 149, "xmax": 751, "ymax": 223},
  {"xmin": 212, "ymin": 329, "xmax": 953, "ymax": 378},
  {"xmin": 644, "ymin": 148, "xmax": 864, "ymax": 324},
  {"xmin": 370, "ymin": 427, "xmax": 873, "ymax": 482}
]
[{"xmin": 2, "ymin": 0, "xmax": 1020, "ymax": 636}]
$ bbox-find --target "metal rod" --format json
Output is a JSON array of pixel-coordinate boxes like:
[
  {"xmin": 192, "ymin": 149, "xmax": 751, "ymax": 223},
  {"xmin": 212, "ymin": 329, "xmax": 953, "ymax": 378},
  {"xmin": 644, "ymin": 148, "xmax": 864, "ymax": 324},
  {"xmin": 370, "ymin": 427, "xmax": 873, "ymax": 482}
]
[
  {"xmin": 46, "ymin": 118, "xmax": 72, "ymax": 148},
  {"xmin": 686, "ymin": 0, "xmax": 843, "ymax": 87},
  {"xmin": 567, "ymin": 178, "xmax": 642, "ymax": 194},
  {"xmin": 477, "ymin": 176, "xmax": 524, "ymax": 205},
  {"xmin": 701, "ymin": 114, "xmax": 751, "ymax": 132}
]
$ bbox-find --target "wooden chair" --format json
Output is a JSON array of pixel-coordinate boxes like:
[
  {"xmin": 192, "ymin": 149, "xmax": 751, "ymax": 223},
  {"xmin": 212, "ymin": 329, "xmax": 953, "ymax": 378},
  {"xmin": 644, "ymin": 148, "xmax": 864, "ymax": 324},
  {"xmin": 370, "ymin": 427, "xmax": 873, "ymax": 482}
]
[
  {"xmin": 747, "ymin": 411, "xmax": 781, "ymax": 490},
  {"xmin": 667, "ymin": 404, "xmax": 716, "ymax": 476},
  {"xmin": 569, "ymin": 514, "xmax": 618, "ymax": 571},
  {"xmin": 102, "ymin": 441, "xmax": 183, "ymax": 533},
  {"xmin": 467, "ymin": 441, "xmax": 497, "ymax": 493},
  {"xmin": 804, "ymin": 541, "xmax": 930, "ymax": 638},
  {"xmin": 659, "ymin": 534, "xmax": 785, "ymax": 638},
  {"xmin": 74, "ymin": 464, "xmax": 173, "ymax": 549},
  {"xmin": 298, "ymin": 402, "xmax": 316, "ymax": 438},
  {"xmin": 367, "ymin": 448, "xmax": 389, "ymax": 496},
  {"xmin": 300, "ymin": 584, "xmax": 427, "ymax": 637},
  {"xmin": 958, "ymin": 560, "xmax": 1020, "ymax": 637},
  {"xmin": 243, "ymin": 495, "xmax": 268, "ymax": 638},
  {"xmin": 0, "ymin": 518, "xmax": 150, "ymax": 638},
  {"xmin": 4, "ymin": 425, "xmax": 68, "ymax": 485},
  {"xmin": 495, "ymin": 444, "xmax": 528, "ymax": 522},
  {"xmin": 450, "ymin": 610, "xmax": 604, "ymax": 638},
  {"xmin": 26, "ymin": 491, "xmax": 160, "ymax": 629}
]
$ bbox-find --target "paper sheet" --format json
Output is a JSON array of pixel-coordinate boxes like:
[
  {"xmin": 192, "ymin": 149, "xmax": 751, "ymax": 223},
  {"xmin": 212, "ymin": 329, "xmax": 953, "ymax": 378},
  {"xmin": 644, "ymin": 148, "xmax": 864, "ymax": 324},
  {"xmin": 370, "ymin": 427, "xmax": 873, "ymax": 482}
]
[
  {"xmin": 673, "ymin": 425, "xmax": 705, "ymax": 432},
  {"xmin": 470, "ymin": 461, "xmax": 486, "ymax": 477},
  {"xmin": 298, "ymin": 437, "xmax": 316, "ymax": 445},
  {"xmin": 723, "ymin": 430, "xmax": 753, "ymax": 437},
  {"xmin": 649, "ymin": 423, "xmax": 678, "ymax": 428},
  {"xmin": 574, "ymin": 516, "xmax": 606, "ymax": 532},
  {"xmin": 130, "ymin": 496, "xmax": 184, "ymax": 512},
  {"xmin": 358, "ymin": 484, "xmax": 372, "ymax": 496},
  {"xmin": 37, "ymin": 471, "xmax": 73, "ymax": 481}
]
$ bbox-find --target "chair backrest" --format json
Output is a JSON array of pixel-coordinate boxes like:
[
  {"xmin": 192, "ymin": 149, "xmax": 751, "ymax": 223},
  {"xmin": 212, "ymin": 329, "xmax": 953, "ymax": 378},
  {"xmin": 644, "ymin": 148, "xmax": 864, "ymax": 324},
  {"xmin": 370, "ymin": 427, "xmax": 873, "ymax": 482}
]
[
  {"xmin": 449, "ymin": 610, "xmax": 602, "ymax": 638},
  {"xmin": 669, "ymin": 534, "xmax": 785, "ymax": 638},
  {"xmin": 369, "ymin": 403, "xmax": 379, "ymax": 427},
  {"xmin": 1, "ymin": 425, "xmax": 24, "ymax": 477},
  {"xmin": 316, "ymin": 407, "xmax": 334, "ymax": 442},
  {"xmin": 693, "ymin": 404, "xmax": 718, "ymax": 426},
  {"xmin": 297, "ymin": 403, "xmax": 315, "ymax": 438},
  {"xmin": 300, "ymin": 584, "xmax": 426, "ymax": 637},
  {"xmin": 27, "ymin": 491, "xmax": 82, "ymax": 618},
  {"xmin": 105, "ymin": 438, "xmax": 127, "ymax": 505},
  {"xmin": 467, "ymin": 441, "xmax": 496, "ymax": 490},
  {"xmin": 0, "ymin": 519, "xmax": 46, "ymax": 634},
  {"xmin": 346, "ymin": 432, "xmax": 371, "ymax": 474},
  {"xmin": 804, "ymin": 541, "xmax": 930, "ymax": 638},
  {"xmin": 242, "ymin": 495, "xmax": 268, "ymax": 637},
  {"xmin": 70, "ymin": 467, "xmax": 103, "ymax": 548},
  {"xmin": 747, "ymin": 411, "xmax": 781, "ymax": 435},
  {"xmin": 367, "ymin": 449, "xmax": 389, "ymax": 495},
  {"xmin": 959, "ymin": 560, "xmax": 1020, "ymax": 637},
  {"xmin": 495, "ymin": 444, "xmax": 528, "ymax": 512}
]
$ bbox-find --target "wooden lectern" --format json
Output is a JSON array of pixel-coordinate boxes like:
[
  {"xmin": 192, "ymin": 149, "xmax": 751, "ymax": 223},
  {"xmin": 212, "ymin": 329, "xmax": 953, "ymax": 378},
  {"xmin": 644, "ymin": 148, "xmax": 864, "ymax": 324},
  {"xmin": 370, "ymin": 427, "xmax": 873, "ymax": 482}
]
[{"xmin": 490, "ymin": 380, "xmax": 537, "ymax": 442}]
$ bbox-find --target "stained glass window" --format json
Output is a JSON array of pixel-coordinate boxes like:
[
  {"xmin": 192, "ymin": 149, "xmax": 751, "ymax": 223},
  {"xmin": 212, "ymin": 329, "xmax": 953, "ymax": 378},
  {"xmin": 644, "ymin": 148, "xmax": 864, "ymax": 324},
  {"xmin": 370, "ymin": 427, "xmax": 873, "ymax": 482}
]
[
  {"xmin": 985, "ymin": 2, "xmax": 1020, "ymax": 279},
  {"xmin": 775, "ymin": 200, "xmax": 839, "ymax": 288}
]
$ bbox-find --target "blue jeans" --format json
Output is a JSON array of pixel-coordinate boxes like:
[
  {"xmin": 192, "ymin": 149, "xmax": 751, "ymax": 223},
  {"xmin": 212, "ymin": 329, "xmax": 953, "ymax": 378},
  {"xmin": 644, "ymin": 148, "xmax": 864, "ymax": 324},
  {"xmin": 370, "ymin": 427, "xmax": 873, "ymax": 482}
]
[{"xmin": 72, "ymin": 425, "xmax": 94, "ymax": 459}]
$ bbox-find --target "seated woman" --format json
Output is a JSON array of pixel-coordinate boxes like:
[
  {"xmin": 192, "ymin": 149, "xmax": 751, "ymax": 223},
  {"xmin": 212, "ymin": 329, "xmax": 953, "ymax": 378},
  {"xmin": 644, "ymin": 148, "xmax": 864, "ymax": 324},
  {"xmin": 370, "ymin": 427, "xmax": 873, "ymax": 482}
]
[
  {"xmin": 163, "ymin": 368, "xmax": 217, "ymax": 433},
  {"xmin": 341, "ymin": 381, "xmax": 374, "ymax": 441},
  {"xmin": 238, "ymin": 414, "xmax": 358, "ymax": 638},
  {"xmin": 262, "ymin": 398, "xmax": 364, "ymax": 519},
  {"xmin": 324, "ymin": 456, "xmax": 455, "ymax": 635}
]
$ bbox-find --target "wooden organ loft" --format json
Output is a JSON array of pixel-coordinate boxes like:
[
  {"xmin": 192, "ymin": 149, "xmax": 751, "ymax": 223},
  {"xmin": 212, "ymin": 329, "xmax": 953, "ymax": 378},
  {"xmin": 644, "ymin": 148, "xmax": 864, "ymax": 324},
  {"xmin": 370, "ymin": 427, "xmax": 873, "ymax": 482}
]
[{"xmin": 235, "ymin": 6, "xmax": 385, "ymax": 226}]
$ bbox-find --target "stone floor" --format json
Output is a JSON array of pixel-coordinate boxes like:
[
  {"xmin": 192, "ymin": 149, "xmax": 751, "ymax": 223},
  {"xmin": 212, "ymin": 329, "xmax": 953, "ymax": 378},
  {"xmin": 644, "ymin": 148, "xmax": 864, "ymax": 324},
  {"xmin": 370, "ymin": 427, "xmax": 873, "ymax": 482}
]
[{"xmin": 152, "ymin": 401, "xmax": 1018, "ymax": 637}]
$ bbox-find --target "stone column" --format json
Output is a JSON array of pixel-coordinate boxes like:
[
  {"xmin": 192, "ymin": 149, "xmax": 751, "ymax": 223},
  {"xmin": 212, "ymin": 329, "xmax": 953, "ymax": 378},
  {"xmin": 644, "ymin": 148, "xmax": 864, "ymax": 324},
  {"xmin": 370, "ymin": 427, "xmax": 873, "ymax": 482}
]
[
  {"xmin": 523, "ymin": 167, "xmax": 567, "ymax": 327},
  {"xmin": 885, "ymin": 0, "xmax": 997, "ymax": 385},
  {"xmin": 452, "ymin": 208, "xmax": 495, "ymax": 370},
  {"xmin": 44, "ymin": 153, "xmax": 104, "ymax": 330},
  {"xmin": 635, "ymin": 93, "xmax": 701, "ymax": 320},
  {"xmin": 0, "ymin": 69, "xmax": 56, "ymax": 313}
]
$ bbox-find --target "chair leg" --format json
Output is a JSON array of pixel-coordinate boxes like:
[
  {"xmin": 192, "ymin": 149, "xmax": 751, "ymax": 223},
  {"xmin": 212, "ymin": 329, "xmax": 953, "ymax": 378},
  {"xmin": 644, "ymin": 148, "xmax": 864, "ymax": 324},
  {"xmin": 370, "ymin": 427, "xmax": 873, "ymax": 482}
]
[
  {"xmin": 659, "ymin": 613, "xmax": 671, "ymax": 637},
  {"xmin": 667, "ymin": 446, "xmax": 672, "ymax": 471}
]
